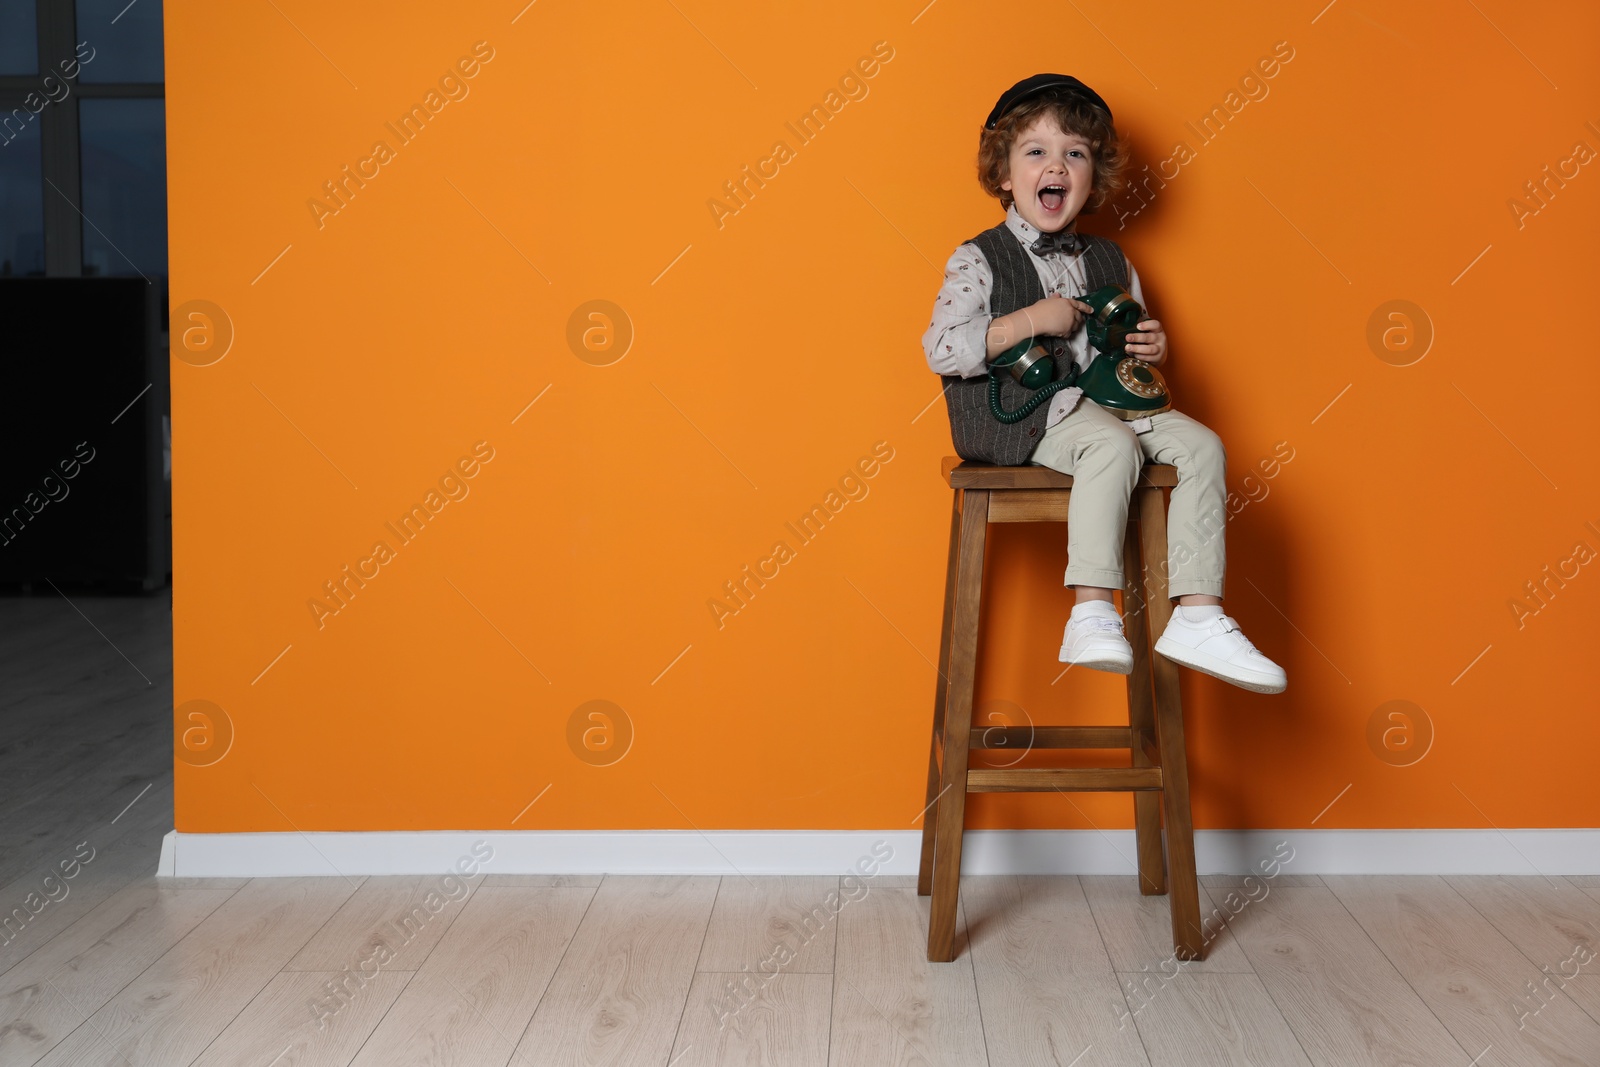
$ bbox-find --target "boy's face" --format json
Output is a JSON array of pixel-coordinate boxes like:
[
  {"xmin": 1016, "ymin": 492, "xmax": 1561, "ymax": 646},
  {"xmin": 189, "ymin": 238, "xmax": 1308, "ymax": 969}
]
[{"xmin": 1000, "ymin": 114, "xmax": 1094, "ymax": 233}]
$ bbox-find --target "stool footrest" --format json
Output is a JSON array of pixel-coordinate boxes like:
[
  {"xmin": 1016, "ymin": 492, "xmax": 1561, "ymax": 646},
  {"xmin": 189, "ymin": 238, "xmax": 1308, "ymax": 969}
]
[
  {"xmin": 966, "ymin": 767, "xmax": 1163, "ymax": 792},
  {"xmin": 969, "ymin": 725, "xmax": 1159, "ymax": 752}
]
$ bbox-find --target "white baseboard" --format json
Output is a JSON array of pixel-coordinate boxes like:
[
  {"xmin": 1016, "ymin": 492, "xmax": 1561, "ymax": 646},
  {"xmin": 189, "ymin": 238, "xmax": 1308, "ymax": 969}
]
[
  {"xmin": 156, "ymin": 829, "xmax": 176, "ymax": 876},
  {"xmin": 155, "ymin": 828, "xmax": 1600, "ymax": 879}
]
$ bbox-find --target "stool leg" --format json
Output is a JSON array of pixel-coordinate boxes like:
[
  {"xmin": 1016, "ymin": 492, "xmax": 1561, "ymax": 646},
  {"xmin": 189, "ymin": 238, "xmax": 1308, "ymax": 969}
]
[
  {"xmin": 927, "ymin": 488, "xmax": 988, "ymax": 962},
  {"xmin": 1122, "ymin": 516, "xmax": 1167, "ymax": 897},
  {"xmin": 918, "ymin": 489, "xmax": 964, "ymax": 896},
  {"xmin": 1137, "ymin": 485, "xmax": 1206, "ymax": 960}
]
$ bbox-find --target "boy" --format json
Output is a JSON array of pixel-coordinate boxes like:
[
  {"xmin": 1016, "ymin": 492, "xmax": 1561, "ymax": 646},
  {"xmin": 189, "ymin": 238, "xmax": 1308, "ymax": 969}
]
[{"xmin": 921, "ymin": 73, "xmax": 1286, "ymax": 694}]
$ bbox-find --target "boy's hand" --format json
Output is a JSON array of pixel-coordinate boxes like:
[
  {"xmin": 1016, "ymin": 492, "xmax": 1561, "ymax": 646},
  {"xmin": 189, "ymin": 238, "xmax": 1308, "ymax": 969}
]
[
  {"xmin": 1024, "ymin": 295, "xmax": 1093, "ymax": 339},
  {"xmin": 1126, "ymin": 318, "xmax": 1168, "ymax": 365}
]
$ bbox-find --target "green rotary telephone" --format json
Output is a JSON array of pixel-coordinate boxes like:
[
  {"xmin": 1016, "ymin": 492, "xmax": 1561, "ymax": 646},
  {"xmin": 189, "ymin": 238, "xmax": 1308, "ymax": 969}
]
[{"xmin": 988, "ymin": 284, "xmax": 1173, "ymax": 423}]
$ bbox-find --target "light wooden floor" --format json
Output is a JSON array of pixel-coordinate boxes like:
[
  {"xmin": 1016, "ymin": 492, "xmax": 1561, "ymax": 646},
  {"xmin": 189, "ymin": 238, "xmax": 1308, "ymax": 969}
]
[{"xmin": 4, "ymin": 592, "xmax": 1600, "ymax": 1066}]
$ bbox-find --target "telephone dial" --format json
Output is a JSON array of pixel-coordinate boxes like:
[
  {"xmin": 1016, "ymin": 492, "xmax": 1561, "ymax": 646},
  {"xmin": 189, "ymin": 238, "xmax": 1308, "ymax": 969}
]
[{"xmin": 988, "ymin": 284, "xmax": 1172, "ymax": 423}]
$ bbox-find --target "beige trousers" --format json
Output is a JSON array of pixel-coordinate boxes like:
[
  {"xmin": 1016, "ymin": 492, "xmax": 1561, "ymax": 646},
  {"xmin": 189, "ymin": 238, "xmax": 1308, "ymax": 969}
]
[{"xmin": 1028, "ymin": 400, "xmax": 1227, "ymax": 598}]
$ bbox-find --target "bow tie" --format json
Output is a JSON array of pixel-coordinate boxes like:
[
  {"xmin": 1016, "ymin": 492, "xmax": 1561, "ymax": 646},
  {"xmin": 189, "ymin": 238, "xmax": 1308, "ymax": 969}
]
[{"xmin": 1030, "ymin": 228, "xmax": 1085, "ymax": 257}]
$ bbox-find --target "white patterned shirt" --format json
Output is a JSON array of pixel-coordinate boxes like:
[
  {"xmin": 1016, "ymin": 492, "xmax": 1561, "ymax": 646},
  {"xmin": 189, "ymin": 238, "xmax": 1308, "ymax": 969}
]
[{"xmin": 922, "ymin": 203, "xmax": 1146, "ymax": 427}]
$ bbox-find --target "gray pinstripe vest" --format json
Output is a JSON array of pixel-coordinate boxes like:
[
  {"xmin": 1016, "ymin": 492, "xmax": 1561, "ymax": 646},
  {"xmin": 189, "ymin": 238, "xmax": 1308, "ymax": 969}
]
[{"xmin": 941, "ymin": 223, "xmax": 1129, "ymax": 466}]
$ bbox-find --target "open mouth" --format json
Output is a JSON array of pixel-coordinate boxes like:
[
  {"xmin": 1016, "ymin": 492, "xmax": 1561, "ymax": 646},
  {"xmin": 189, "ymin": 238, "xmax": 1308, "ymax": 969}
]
[{"xmin": 1039, "ymin": 185, "xmax": 1066, "ymax": 212}]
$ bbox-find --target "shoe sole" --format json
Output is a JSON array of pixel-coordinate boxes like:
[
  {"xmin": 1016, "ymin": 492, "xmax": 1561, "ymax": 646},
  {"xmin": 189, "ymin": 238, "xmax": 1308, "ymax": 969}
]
[
  {"xmin": 1153, "ymin": 637, "xmax": 1287, "ymax": 694},
  {"xmin": 1058, "ymin": 647, "xmax": 1134, "ymax": 674}
]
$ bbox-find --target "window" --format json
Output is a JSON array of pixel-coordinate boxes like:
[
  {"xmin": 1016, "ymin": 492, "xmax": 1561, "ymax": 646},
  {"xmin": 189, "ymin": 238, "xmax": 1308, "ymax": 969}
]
[
  {"xmin": 0, "ymin": 4, "xmax": 39, "ymax": 75},
  {"xmin": 80, "ymin": 97, "xmax": 165, "ymax": 276},
  {"xmin": 76, "ymin": 0, "xmax": 164, "ymax": 83},
  {"xmin": 0, "ymin": 0, "xmax": 166, "ymax": 277},
  {"xmin": 0, "ymin": 96, "xmax": 44, "ymax": 275}
]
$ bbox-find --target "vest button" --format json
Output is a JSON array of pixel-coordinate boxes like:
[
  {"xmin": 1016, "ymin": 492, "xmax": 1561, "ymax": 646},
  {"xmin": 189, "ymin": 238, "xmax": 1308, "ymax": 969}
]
[
  {"xmin": 1028, "ymin": 426, "xmax": 1038, "ymax": 437},
  {"xmin": 1054, "ymin": 345, "xmax": 1065, "ymax": 356}
]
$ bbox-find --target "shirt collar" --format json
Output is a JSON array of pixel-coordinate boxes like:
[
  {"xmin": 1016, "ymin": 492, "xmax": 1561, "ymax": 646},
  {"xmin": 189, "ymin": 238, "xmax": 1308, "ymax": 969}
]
[{"xmin": 1005, "ymin": 203, "xmax": 1082, "ymax": 259}]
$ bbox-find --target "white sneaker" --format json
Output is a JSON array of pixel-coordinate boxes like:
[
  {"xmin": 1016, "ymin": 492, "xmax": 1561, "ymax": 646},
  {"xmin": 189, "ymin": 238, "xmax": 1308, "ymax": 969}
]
[
  {"xmin": 1059, "ymin": 604, "xmax": 1134, "ymax": 674},
  {"xmin": 1154, "ymin": 611, "xmax": 1287, "ymax": 694}
]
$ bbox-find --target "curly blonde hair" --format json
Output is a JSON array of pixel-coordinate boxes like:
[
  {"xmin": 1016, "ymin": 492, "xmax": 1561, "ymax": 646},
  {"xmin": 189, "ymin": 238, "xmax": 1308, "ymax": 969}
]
[{"xmin": 977, "ymin": 91, "xmax": 1129, "ymax": 215}]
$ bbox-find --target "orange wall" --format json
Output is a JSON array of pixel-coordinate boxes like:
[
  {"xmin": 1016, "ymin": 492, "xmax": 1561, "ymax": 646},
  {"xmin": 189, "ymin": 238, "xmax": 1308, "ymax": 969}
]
[{"xmin": 167, "ymin": 1, "xmax": 1600, "ymax": 834}]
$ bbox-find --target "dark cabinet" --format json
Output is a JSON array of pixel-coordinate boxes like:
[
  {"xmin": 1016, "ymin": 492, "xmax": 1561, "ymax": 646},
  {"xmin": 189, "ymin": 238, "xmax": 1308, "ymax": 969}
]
[{"xmin": 0, "ymin": 277, "xmax": 168, "ymax": 589}]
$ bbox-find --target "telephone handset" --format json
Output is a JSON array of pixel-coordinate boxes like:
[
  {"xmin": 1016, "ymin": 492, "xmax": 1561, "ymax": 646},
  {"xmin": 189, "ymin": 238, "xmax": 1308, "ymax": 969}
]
[{"xmin": 988, "ymin": 284, "xmax": 1172, "ymax": 423}]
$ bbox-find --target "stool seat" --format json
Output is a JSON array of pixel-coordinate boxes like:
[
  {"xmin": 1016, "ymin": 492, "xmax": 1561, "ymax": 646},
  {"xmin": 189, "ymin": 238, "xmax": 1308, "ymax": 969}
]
[
  {"xmin": 943, "ymin": 456, "xmax": 1181, "ymax": 490},
  {"xmin": 917, "ymin": 457, "xmax": 1206, "ymax": 963}
]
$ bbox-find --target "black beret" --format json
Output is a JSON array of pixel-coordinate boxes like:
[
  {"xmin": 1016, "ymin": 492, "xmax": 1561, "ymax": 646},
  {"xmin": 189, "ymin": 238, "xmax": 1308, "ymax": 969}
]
[{"xmin": 984, "ymin": 73, "xmax": 1113, "ymax": 130}]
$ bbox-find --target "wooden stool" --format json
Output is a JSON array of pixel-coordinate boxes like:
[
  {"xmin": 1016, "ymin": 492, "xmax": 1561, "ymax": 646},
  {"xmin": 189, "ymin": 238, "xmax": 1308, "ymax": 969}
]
[{"xmin": 916, "ymin": 457, "xmax": 1206, "ymax": 963}]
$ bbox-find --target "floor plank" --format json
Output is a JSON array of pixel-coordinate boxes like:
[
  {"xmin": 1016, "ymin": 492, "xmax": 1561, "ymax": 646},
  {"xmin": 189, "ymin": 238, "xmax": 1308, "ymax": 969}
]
[
  {"xmin": 0, "ymin": 836, "xmax": 169, "ymax": 982},
  {"xmin": 513, "ymin": 876, "xmax": 721, "ymax": 1066},
  {"xmin": 285, "ymin": 875, "xmax": 479, "ymax": 972},
  {"xmin": 1444, "ymin": 876, "xmax": 1600, "ymax": 970},
  {"xmin": 0, "ymin": 880, "xmax": 235, "ymax": 1066},
  {"xmin": 670, "ymin": 972, "xmax": 832, "ymax": 1067},
  {"xmin": 190, "ymin": 969, "xmax": 412, "ymax": 1067},
  {"xmin": 1326, "ymin": 875, "xmax": 1600, "ymax": 1066},
  {"xmin": 1126, "ymin": 972, "xmax": 1312, "ymax": 1066},
  {"xmin": 694, "ymin": 875, "xmax": 838, "ymax": 974},
  {"xmin": 1224, "ymin": 886, "xmax": 1470, "ymax": 1066},
  {"xmin": 31, "ymin": 876, "xmax": 358, "ymax": 1067},
  {"xmin": 480, "ymin": 874, "xmax": 603, "ymax": 888},
  {"xmin": 828, "ymin": 885, "xmax": 988, "ymax": 1066},
  {"xmin": 964, "ymin": 876, "xmax": 1112, "ymax": 974},
  {"xmin": 0, "ymin": 594, "xmax": 172, "ymax": 899},
  {"xmin": 1081, "ymin": 875, "xmax": 1254, "ymax": 973},
  {"xmin": 1560, "ymin": 978, "xmax": 1600, "ymax": 1028},
  {"xmin": 1200, "ymin": 875, "xmax": 1324, "ymax": 888},
  {"xmin": 0, "ymin": 768, "xmax": 163, "ymax": 889},
  {"xmin": 868, "ymin": 877, "xmax": 920, "ymax": 889},
  {"xmin": 963, "ymin": 876, "xmax": 1151, "ymax": 1066},
  {"xmin": 347, "ymin": 886, "xmax": 595, "ymax": 1067}
]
